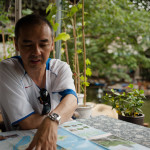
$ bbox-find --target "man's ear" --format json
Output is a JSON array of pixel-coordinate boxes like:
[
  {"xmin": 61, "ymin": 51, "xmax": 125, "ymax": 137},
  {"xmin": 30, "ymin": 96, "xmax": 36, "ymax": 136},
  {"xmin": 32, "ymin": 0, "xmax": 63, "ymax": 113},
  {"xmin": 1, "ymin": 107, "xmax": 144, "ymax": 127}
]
[{"xmin": 14, "ymin": 37, "xmax": 19, "ymax": 51}]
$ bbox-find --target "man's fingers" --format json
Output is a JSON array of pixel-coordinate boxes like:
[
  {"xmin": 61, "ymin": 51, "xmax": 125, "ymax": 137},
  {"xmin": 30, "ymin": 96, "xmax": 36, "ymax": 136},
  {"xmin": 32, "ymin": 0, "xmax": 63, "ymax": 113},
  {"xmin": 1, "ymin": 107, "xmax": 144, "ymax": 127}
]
[
  {"xmin": 35, "ymin": 143, "xmax": 42, "ymax": 150},
  {"xmin": 26, "ymin": 137, "xmax": 37, "ymax": 150}
]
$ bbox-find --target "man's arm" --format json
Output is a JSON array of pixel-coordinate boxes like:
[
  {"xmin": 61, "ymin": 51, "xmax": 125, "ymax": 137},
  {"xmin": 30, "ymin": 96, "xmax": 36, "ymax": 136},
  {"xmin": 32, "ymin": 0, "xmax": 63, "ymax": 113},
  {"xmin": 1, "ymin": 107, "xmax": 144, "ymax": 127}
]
[
  {"xmin": 26, "ymin": 94, "xmax": 77, "ymax": 150},
  {"xmin": 19, "ymin": 94, "xmax": 77, "ymax": 130}
]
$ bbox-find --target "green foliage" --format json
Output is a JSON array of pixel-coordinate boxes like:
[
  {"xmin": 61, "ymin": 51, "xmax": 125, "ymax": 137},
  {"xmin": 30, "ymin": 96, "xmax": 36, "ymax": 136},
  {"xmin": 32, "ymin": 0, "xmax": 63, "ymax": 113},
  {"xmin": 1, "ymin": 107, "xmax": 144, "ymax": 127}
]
[
  {"xmin": 2, "ymin": 0, "xmax": 150, "ymax": 83},
  {"xmin": 22, "ymin": 9, "xmax": 33, "ymax": 15},
  {"xmin": 102, "ymin": 84, "xmax": 146, "ymax": 117},
  {"xmin": 86, "ymin": 68, "xmax": 92, "ymax": 76},
  {"xmin": 53, "ymin": 23, "xmax": 59, "ymax": 32},
  {"xmin": 0, "ymin": 13, "xmax": 10, "ymax": 27},
  {"xmin": 80, "ymin": 75, "xmax": 90, "ymax": 92},
  {"xmin": 81, "ymin": 0, "xmax": 150, "ymax": 81},
  {"xmin": 86, "ymin": 58, "xmax": 91, "ymax": 65},
  {"xmin": 46, "ymin": 3, "xmax": 57, "ymax": 19},
  {"xmin": 54, "ymin": 32, "xmax": 70, "ymax": 42},
  {"xmin": 46, "ymin": 3, "xmax": 57, "ymax": 30},
  {"xmin": 67, "ymin": 5, "xmax": 78, "ymax": 17},
  {"xmin": 77, "ymin": 49, "xmax": 82, "ymax": 54}
]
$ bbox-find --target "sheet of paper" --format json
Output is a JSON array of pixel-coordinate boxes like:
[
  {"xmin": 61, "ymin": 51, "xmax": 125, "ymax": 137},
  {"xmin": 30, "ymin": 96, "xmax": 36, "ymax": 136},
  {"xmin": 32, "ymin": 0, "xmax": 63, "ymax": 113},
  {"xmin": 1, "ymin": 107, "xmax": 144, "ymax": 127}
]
[
  {"xmin": 61, "ymin": 120, "xmax": 106, "ymax": 139},
  {"xmin": 61, "ymin": 120, "xmax": 150, "ymax": 150}
]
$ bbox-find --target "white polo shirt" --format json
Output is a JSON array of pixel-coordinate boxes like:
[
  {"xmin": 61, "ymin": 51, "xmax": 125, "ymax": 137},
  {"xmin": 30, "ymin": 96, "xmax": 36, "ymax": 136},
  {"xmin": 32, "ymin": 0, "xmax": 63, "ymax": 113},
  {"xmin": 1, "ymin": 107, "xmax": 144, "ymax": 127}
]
[{"xmin": 0, "ymin": 56, "xmax": 77, "ymax": 131}]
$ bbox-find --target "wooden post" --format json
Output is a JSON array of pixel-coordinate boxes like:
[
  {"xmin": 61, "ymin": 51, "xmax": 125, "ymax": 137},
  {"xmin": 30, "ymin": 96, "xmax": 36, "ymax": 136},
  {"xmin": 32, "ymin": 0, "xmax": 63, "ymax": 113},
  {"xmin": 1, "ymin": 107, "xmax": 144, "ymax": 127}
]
[
  {"xmin": 82, "ymin": 0, "xmax": 86, "ymax": 106},
  {"xmin": 15, "ymin": 0, "xmax": 22, "ymax": 56}
]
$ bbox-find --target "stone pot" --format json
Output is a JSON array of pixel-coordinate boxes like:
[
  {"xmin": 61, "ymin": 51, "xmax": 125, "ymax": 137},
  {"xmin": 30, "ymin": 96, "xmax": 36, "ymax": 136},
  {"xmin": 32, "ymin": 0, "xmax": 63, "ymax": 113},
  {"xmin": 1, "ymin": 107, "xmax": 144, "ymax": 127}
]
[
  {"xmin": 76, "ymin": 104, "xmax": 93, "ymax": 119},
  {"xmin": 118, "ymin": 114, "xmax": 144, "ymax": 125}
]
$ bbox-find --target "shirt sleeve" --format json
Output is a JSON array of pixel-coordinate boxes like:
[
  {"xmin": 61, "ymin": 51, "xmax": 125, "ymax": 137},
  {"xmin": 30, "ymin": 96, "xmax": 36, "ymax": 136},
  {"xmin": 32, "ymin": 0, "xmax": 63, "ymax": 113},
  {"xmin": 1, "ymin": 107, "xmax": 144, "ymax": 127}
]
[
  {"xmin": 0, "ymin": 61, "xmax": 34, "ymax": 125},
  {"xmin": 50, "ymin": 59, "xmax": 77, "ymax": 100}
]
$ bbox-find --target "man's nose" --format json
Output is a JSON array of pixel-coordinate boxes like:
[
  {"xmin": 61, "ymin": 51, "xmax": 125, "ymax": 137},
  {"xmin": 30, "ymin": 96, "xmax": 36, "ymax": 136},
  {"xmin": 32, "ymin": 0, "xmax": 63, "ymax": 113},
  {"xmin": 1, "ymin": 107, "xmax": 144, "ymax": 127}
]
[{"xmin": 33, "ymin": 44, "xmax": 41, "ymax": 55}]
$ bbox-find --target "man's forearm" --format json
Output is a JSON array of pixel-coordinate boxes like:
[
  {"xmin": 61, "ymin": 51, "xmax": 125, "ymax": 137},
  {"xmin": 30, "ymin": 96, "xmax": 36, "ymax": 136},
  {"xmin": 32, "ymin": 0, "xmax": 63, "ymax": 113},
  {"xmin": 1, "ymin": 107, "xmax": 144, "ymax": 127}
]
[
  {"xmin": 19, "ymin": 94, "xmax": 77, "ymax": 129},
  {"xmin": 52, "ymin": 94, "xmax": 78, "ymax": 124},
  {"xmin": 19, "ymin": 113, "xmax": 46, "ymax": 130}
]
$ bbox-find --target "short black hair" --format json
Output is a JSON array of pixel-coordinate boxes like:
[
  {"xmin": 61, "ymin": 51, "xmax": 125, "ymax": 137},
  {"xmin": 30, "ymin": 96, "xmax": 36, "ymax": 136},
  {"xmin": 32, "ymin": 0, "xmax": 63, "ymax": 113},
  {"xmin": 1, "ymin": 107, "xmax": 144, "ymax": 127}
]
[{"xmin": 15, "ymin": 14, "xmax": 54, "ymax": 41}]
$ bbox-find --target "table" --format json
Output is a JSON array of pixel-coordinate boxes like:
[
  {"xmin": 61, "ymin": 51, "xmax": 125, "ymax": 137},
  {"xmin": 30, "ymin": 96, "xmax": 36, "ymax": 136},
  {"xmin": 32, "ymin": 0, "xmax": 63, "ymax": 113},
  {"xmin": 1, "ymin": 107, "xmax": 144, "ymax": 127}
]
[{"xmin": 78, "ymin": 115, "xmax": 150, "ymax": 148}]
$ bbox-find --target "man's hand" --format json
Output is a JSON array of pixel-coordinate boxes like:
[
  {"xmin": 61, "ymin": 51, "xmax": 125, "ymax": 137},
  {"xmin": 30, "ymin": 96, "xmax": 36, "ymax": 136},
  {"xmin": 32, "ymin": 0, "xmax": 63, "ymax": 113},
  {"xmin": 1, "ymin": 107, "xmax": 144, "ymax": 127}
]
[
  {"xmin": 26, "ymin": 117, "xmax": 58, "ymax": 150},
  {"xmin": 25, "ymin": 94, "xmax": 77, "ymax": 150}
]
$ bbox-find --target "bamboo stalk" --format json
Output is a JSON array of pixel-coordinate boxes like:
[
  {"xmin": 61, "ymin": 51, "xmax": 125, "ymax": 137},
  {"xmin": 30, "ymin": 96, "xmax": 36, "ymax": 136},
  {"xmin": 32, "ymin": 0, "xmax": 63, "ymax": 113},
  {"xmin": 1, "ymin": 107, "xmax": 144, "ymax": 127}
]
[
  {"xmin": 53, "ymin": 39, "xmax": 55, "ymax": 58},
  {"xmin": 72, "ymin": 12, "xmax": 78, "ymax": 91},
  {"xmin": 52, "ymin": 20, "xmax": 55, "ymax": 58},
  {"xmin": 73, "ymin": 0, "xmax": 81, "ymax": 93},
  {"xmin": 64, "ymin": 28, "xmax": 69, "ymax": 64},
  {"xmin": 82, "ymin": 0, "xmax": 86, "ymax": 106},
  {"xmin": 77, "ymin": 53, "xmax": 80, "ymax": 93},
  {"xmin": 2, "ymin": 29, "xmax": 6, "ymax": 58}
]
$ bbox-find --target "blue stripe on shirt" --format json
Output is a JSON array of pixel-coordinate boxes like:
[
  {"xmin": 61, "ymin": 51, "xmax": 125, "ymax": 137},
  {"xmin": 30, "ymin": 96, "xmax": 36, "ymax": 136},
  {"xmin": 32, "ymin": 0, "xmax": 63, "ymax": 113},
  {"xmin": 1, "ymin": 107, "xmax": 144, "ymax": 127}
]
[
  {"xmin": 11, "ymin": 112, "xmax": 35, "ymax": 126},
  {"xmin": 58, "ymin": 89, "xmax": 78, "ymax": 103},
  {"xmin": 46, "ymin": 58, "xmax": 51, "ymax": 70},
  {"xmin": 12, "ymin": 56, "xmax": 24, "ymax": 67}
]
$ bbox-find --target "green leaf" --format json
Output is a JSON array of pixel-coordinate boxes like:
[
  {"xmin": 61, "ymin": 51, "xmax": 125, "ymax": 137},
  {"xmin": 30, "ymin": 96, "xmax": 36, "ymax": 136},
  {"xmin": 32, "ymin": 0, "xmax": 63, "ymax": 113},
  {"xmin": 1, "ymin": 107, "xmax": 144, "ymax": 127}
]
[
  {"xmin": 139, "ymin": 90, "xmax": 144, "ymax": 94},
  {"xmin": 70, "ymin": 6, "xmax": 78, "ymax": 17},
  {"xmin": 77, "ymin": 49, "xmax": 82, "ymax": 54},
  {"xmin": 86, "ymin": 68, "xmax": 92, "ymax": 76},
  {"xmin": 78, "ymin": 4, "xmax": 82, "ymax": 9},
  {"xmin": 83, "ymin": 81, "xmax": 90, "ymax": 86},
  {"xmin": 111, "ymin": 89, "xmax": 115, "ymax": 93},
  {"xmin": 128, "ymin": 84, "xmax": 133, "ymax": 88},
  {"xmin": 84, "ymin": 12, "xmax": 88, "ymax": 15},
  {"xmin": 80, "ymin": 75, "xmax": 84, "ymax": 81},
  {"xmin": 54, "ymin": 32, "xmax": 70, "ymax": 42},
  {"xmin": 86, "ymin": 58, "xmax": 91, "ymax": 65},
  {"xmin": 22, "ymin": 9, "xmax": 33, "ymax": 15},
  {"xmin": 53, "ymin": 23, "xmax": 59, "ymax": 32},
  {"xmin": 46, "ymin": 4, "xmax": 53, "ymax": 14},
  {"xmin": 46, "ymin": 4, "xmax": 57, "ymax": 21}
]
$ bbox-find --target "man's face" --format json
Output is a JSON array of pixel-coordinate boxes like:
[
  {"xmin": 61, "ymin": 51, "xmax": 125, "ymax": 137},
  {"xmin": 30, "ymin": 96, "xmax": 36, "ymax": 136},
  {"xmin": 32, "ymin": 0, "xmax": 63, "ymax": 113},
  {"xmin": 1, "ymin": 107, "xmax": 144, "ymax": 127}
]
[{"xmin": 15, "ymin": 23, "xmax": 53, "ymax": 71}]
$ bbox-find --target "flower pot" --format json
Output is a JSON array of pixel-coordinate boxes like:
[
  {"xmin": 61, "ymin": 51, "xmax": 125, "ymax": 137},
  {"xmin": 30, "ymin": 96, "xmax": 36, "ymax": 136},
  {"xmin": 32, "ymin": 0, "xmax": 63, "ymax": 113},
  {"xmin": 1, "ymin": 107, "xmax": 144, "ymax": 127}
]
[
  {"xmin": 118, "ymin": 114, "xmax": 144, "ymax": 125},
  {"xmin": 77, "ymin": 93, "xmax": 84, "ymax": 105},
  {"xmin": 76, "ymin": 104, "xmax": 93, "ymax": 119}
]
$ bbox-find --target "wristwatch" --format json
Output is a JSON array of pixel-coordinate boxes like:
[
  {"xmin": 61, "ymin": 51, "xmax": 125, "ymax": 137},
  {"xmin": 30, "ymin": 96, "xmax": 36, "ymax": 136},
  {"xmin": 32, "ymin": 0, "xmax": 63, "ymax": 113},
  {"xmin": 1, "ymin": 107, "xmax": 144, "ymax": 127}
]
[{"xmin": 47, "ymin": 113, "xmax": 61, "ymax": 125}]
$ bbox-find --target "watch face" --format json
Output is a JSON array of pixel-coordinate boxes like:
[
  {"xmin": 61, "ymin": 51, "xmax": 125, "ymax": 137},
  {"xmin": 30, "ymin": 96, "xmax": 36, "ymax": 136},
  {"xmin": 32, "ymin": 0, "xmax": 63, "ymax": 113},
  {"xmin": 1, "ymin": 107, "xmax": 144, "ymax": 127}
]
[
  {"xmin": 53, "ymin": 113, "xmax": 59, "ymax": 118},
  {"xmin": 48, "ymin": 113, "xmax": 61, "ymax": 124}
]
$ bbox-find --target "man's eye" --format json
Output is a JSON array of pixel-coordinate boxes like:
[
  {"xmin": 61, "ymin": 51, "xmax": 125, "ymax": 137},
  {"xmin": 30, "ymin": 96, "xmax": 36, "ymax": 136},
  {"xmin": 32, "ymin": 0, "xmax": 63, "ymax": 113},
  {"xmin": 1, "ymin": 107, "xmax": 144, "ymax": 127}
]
[
  {"xmin": 40, "ymin": 44, "xmax": 47, "ymax": 47},
  {"xmin": 24, "ymin": 45, "xmax": 32, "ymax": 47}
]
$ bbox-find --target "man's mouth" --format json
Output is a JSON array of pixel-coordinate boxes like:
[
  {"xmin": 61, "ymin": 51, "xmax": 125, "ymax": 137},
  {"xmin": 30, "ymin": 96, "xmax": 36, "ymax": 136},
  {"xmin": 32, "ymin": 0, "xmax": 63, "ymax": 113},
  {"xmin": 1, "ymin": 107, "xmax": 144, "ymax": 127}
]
[{"xmin": 30, "ymin": 59, "xmax": 41, "ymax": 64}]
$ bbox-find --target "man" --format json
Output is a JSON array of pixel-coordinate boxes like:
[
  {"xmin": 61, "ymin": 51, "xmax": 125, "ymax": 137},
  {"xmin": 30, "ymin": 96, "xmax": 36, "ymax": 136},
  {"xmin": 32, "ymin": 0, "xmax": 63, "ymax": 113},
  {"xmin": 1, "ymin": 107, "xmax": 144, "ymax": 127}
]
[{"xmin": 0, "ymin": 14, "xmax": 77, "ymax": 149}]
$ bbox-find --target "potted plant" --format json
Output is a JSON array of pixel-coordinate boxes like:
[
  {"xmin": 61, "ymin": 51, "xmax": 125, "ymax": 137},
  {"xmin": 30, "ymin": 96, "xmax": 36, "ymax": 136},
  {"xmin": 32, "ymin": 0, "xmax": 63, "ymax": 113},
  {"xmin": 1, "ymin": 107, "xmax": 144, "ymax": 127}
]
[
  {"xmin": 61, "ymin": 0, "xmax": 92, "ymax": 118},
  {"xmin": 102, "ymin": 84, "xmax": 146, "ymax": 125},
  {"xmin": 46, "ymin": 0, "xmax": 93, "ymax": 118},
  {"xmin": 72, "ymin": 0, "xmax": 93, "ymax": 119}
]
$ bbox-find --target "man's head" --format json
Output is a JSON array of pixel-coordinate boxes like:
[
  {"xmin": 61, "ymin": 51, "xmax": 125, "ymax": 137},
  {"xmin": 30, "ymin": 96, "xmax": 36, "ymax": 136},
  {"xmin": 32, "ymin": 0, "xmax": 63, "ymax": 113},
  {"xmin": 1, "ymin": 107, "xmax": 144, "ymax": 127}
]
[
  {"xmin": 15, "ymin": 14, "xmax": 54, "ymax": 42},
  {"xmin": 14, "ymin": 14, "xmax": 54, "ymax": 72}
]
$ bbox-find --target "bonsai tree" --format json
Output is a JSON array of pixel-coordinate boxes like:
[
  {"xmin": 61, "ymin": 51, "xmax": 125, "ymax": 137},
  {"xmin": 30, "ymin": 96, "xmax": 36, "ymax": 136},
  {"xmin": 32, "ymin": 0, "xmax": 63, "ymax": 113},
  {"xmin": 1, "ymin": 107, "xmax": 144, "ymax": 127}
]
[{"xmin": 102, "ymin": 84, "xmax": 146, "ymax": 117}]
